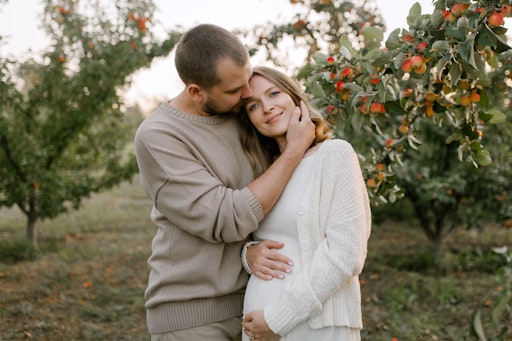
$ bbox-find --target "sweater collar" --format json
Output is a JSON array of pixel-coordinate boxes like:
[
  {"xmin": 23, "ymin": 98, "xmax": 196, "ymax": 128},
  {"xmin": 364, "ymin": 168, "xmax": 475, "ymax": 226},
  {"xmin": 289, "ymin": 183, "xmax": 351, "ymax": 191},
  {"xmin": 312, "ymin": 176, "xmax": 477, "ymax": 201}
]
[{"xmin": 161, "ymin": 101, "xmax": 233, "ymax": 125}]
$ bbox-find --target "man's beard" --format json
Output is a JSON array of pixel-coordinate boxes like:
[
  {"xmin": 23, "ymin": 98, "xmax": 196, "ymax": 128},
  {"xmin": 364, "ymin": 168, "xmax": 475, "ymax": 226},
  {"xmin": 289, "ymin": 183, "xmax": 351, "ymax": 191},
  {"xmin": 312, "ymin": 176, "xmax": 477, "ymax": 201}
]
[{"xmin": 202, "ymin": 97, "xmax": 243, "ymax": 116}]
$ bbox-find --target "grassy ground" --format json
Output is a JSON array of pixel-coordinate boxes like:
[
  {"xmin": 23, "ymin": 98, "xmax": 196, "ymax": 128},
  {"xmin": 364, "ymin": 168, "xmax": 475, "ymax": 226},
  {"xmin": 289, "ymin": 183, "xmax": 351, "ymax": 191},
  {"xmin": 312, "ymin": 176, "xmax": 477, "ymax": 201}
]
[{"xmin": 0, "ymin": 178, "xmax": 510, "ymax": 340}]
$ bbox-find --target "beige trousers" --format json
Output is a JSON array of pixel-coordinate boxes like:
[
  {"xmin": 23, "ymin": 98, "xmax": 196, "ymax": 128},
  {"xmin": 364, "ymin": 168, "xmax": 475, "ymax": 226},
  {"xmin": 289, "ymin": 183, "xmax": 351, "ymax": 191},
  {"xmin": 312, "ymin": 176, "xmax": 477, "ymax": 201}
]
[{"xmin": 151, "ymin": 317, "xmax": 242, "ymax": 341}]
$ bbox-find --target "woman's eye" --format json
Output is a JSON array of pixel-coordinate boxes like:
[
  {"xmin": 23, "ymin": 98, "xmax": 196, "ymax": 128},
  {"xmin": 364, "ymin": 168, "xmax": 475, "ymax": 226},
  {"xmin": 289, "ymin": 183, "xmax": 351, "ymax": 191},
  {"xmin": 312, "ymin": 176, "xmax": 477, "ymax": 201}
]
[
  {"xmin": 270, "ymin": 91, "xmax": 280, "ymax": 97},
  {"xmin": 247, "ymin": 103, "xmax": 258, "ymax": 112}
]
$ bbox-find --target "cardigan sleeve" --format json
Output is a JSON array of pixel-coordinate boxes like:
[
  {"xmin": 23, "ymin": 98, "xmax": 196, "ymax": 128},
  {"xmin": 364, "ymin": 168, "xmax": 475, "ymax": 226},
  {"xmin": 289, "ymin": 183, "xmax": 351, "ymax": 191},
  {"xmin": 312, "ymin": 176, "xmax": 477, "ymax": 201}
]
[{"xmin": 263, "ymin": 140, "xmax": 372, "ymax": 335}]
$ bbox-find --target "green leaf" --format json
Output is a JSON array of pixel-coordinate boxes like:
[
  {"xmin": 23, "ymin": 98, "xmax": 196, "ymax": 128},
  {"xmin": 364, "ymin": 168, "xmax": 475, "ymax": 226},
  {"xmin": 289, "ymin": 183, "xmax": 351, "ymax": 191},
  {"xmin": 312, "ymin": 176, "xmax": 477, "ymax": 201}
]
[
  {"xmin": 384, "ymin": 101, "xmax": 407, "ymax": 116},
  {"xmin": 462, "ymin": 58, "xmax": 485, "ymax": 80},
  {"xmin": 476, "ymin": 25, "xmax": 497, "ymax": 49},
  {"xmin": 393, "ymin": 51, "xmax": 407, "ymax": 70},
  {"xmin": 362, "ymin": 27, "xmax": 383, "ymax": 43},
  {"xmin": 486, "ymin": 53, "xmax": 499, "ymax": 68},
  {"xmin": 457, "ymin": 16, "xmax": 470, "ymax": 29},
  {"xmin": 475, "ymin": 149, "xmax": 492, "ymax": 166},
  {"xmin": 447, "ymin": 59, "xmax": 462, "ymax": 85},
  {"xmin": 495, "ymin": 33, "xmax": 511, "ymax": 53},
  {"xmin": 385, "ymin": 28, "xmax": 402, "ymax": 50},
  {"xmin": 309, "ymin": 81, "xmax": 325, "ymax": 98},
  {"xmin": 350, "ymin": 112, "xmax": 363, "ymax": 132},
  {"xmin": 431, "ymin": 11, "xmax": 445, "ymax": 28},
  {"xmin": 431, "ymin": 40, "xmax": 451, "ymax": 52},
  {"xmin": 476, "ymin": 90, "xmax": 489, "ymax": 109},
  {"xmin": 488, "ymin": 109, "xmax": 507, "ymax": 124},
  {"xmin": 491, "ymin": 290, "xmax": 512, "ymax": 325},
  {"xmin": 446, "ymin": 132, "xmax": 462, "ymax": 144},
  {"xmin": 407, "ymin": 2, "xmax": 422, "ymax": 27},
  {"xmin": 297, "ymin": 63, "xmax": 315, "ymax": 79},
  {"xmin": 313, "ymin": 53, "xmax": 329, "ymax": 65},
  {"xmin": 446, "ymin": 26, "xmax": 467, "ymax": 41},
  {"xmin": 470, "ymin": 311, "xmax": 487, "ymax": 341},
  {"xmin": 493, "ymin": 26, "xmax": 508, "ymax": 36},
  {"xmin": 339, "ymin": 45, "xmax": 352, "ymax": 60},
  {"xmin": 459, "ymin": 34, "xmax": 477, "ymax": 69}
]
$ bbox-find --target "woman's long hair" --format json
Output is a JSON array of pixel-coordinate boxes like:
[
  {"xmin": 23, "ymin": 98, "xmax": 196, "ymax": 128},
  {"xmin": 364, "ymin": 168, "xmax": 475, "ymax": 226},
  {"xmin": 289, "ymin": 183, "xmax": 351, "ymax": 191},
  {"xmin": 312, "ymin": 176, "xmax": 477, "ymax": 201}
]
[{"xmin": 239, "ymin": 66, "xmax": 333, "ymax": 176}]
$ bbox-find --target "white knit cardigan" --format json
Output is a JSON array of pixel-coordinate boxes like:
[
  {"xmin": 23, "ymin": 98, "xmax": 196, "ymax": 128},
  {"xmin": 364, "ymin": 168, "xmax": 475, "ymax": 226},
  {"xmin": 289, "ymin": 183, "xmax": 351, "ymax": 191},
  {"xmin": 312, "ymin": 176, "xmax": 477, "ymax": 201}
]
[{"xmin": 247, "ymin": 139, "xmax": 372, "ymax": 336}]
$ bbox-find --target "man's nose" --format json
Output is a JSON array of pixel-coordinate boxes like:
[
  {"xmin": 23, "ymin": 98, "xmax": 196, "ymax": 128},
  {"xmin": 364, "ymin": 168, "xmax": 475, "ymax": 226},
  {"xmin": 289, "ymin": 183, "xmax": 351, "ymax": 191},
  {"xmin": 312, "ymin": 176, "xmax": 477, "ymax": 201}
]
[{"xmin": 241, "ymin": 84, "xmax": 253, "ymax": 99}]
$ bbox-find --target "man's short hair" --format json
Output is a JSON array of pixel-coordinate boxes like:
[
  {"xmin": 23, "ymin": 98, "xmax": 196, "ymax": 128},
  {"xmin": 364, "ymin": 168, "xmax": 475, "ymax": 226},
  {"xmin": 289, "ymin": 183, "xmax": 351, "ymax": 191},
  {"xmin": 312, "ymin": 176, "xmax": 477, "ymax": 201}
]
[{"xmin": 175, "ymin": 24, "xmax": 250, "ymax": 89}]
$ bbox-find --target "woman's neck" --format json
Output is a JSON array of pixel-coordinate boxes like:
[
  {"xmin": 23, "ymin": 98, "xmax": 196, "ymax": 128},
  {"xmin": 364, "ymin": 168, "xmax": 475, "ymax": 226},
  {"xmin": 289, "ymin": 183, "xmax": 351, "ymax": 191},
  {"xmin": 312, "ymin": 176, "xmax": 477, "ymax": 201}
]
[{"xmin": 277, "ymin": 138, "xmax": 322, "ymax": 159}]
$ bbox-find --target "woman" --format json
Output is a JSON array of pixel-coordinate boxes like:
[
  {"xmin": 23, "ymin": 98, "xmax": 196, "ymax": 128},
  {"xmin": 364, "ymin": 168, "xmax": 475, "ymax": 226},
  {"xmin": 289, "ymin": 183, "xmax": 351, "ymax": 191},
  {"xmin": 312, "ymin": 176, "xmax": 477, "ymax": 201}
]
[{"xmin": 239, "ymin": 66, "xmax": 372, "ymax": 341}]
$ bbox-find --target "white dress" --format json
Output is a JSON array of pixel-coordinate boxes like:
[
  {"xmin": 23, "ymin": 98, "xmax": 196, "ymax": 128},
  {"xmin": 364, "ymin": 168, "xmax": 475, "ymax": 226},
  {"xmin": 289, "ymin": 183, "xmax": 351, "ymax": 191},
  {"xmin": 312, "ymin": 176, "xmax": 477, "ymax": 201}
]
[{"xmin": 242, "ymin": 152, "xmax": 360, "ymax": 341}]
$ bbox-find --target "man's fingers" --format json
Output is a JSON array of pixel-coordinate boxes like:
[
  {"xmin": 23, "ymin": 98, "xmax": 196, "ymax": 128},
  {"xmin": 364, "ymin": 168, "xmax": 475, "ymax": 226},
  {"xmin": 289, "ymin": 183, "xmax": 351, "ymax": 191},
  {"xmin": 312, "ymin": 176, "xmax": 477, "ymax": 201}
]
[
  {"xmin": 259, "ymin": 239, "xmax": 284, "ymax": 250},
  {"xmin": 253, "ymin": 257, "xmax": 292, "ymax": 280},
  {"xmin": 252, "ymin": 270, "xmax": 275, "ymax": 281},
  {"xmin": 247, "ymin": 239, "xmax": 294, "ymax": 280}
]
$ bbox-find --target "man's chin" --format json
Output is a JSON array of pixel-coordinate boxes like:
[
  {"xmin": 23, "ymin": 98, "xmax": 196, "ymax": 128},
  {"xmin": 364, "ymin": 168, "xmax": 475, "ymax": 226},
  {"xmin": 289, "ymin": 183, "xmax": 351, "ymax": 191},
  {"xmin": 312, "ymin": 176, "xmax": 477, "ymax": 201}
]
[
  {"xmin": 203, "ymin": 104, "xmax": 241, "ymax": 116},
  {"xmin": 218, "ymin": 106, "xmax": 242, "ymax": 116},
  {"xmin": 229, "ymin": 104, "xmax": 244, "ymax": 115},
  {"xmin": 226, "ymin": 108, "xmax": 241, "ymax": 115}
]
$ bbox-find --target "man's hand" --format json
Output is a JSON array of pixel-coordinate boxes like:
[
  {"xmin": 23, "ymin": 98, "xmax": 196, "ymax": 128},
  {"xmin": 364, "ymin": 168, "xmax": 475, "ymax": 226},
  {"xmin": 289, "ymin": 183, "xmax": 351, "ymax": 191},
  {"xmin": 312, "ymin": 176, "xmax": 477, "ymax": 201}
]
[{"xmin": 246, "ymin": 240, "xmax": 293, "ymax": 280}]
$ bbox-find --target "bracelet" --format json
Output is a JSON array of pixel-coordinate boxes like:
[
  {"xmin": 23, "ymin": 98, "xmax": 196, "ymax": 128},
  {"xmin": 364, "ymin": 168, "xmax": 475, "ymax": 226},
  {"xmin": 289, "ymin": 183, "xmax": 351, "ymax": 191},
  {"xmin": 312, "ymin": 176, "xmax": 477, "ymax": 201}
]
[{"xmin": 241, "ymin": 241, "xmax": 260, "ymax": 275}]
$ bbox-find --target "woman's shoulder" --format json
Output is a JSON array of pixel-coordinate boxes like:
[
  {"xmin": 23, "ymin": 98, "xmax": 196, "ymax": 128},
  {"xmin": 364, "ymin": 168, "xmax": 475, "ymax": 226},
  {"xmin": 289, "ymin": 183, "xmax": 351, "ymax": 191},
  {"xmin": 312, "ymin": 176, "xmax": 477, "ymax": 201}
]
[{"xmin": 319, "ymin": 138, "xmax": 355, "ymax": 154}]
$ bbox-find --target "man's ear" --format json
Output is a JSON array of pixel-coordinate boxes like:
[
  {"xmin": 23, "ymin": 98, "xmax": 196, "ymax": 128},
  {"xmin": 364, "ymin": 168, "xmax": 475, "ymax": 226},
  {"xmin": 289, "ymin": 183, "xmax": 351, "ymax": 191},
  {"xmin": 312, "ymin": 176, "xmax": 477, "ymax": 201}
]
[{"xmin": 187, "ymin": 84, "xmax": 204, "ymax": 103}]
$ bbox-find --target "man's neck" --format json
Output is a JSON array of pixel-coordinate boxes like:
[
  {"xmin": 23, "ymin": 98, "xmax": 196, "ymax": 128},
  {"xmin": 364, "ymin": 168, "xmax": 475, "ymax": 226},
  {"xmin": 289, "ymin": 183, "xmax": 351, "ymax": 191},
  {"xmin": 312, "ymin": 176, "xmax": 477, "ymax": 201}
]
[{"xmin": 169, "ymin": 92, "xmax": 210, "ymax": 117}]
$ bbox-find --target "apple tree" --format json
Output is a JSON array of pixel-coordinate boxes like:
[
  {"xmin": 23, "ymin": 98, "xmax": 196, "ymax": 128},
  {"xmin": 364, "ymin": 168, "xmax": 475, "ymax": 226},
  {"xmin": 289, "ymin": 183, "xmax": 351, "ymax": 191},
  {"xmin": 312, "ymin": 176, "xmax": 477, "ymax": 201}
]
[
  {"xmin": 244, "ymin": 0, "xmax": 512, "ymax": 256},
  {"xmin": 297, "ymin": 0, "xmax": 512, "ymax": 255},
  {"xmin": 242, "ymin": 0, "xmax": 385, "ymax": 69},
  {"xmin": 0, "ymin": 0, "xmax": 181, "ymax": 245}
]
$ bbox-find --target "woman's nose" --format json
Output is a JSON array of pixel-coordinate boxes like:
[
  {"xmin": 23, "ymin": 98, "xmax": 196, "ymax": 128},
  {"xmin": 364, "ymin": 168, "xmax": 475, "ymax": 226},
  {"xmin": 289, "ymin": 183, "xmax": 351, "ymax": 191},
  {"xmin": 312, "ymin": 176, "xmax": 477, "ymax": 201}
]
[{"xmin": 261, "ymin": 99, "xmax": 274, "ymax": 113}]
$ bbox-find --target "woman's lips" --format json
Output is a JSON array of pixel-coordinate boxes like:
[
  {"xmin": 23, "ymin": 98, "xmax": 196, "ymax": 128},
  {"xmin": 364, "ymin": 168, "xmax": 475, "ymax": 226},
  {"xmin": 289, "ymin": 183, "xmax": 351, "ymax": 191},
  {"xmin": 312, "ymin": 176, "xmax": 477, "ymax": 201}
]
[{"xmin": 266, "ymin": 112, "xmax": 282, "ymax": 123}]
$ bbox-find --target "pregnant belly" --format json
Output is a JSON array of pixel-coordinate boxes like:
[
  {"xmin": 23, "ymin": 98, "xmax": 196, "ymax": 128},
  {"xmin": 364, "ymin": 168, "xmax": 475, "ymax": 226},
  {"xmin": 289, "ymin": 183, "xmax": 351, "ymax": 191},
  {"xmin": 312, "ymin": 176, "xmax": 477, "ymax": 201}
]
[{"xmin": 243, "ymin": 243, "xmax": 302, "ymax": 314}]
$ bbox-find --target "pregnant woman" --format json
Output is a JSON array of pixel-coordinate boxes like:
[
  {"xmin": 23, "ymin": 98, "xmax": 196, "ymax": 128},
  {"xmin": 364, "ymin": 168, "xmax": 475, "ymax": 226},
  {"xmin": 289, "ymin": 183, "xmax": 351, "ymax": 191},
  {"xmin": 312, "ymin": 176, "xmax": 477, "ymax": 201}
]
[{"xmin": 238, "ymin": 66, "xmax": 372, "ymax": 341}]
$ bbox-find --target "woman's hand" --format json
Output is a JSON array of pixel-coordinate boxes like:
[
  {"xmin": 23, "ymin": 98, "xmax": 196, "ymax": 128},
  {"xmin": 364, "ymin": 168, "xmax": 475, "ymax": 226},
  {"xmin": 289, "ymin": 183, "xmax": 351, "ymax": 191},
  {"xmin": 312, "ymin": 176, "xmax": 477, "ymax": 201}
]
[
  {"xmin": 246, "ymin": 240, "xmax": 293, "ymax": 280},
  {"xmin": 242, "ymin": 310, "xmax": 281, "ymax": 341},
  {"xmin": 284, "ymin": 100, "xmax": 315, "ymax": 156}
]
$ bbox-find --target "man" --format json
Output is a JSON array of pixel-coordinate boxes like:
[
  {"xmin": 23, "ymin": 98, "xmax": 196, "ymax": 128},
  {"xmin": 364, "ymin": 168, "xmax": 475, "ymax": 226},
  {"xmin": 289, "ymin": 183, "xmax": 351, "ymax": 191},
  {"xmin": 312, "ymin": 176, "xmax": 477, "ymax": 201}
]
[{"xmin": 134, "ymin": 23, "xmax": 314, "ymax": 340}]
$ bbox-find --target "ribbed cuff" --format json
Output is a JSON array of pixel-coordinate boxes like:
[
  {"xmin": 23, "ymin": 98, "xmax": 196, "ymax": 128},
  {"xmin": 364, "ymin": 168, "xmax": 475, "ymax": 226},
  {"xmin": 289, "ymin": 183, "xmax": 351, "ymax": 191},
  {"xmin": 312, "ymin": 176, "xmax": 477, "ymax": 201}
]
[{"xmin": 241, "ymin": 187, "xmax": 264, "ymax": 222}]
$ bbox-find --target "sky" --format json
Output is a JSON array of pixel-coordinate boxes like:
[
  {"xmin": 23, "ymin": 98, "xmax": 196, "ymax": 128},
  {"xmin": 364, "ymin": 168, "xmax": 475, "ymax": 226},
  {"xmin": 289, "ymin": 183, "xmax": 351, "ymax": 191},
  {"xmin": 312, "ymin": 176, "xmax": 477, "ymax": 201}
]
[{"xmin": 0, "ymin": 0, "xmax": 437, "ymax": 112}]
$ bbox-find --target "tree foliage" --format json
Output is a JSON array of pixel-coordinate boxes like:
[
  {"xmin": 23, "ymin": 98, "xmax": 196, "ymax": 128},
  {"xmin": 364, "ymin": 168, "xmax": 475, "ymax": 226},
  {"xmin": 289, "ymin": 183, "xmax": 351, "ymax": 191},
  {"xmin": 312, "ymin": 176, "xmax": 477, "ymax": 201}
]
[
  {"xmin": 0, "ymin": 0, "xmax": 181, "ymax": 245},
  {"xmin": 244, "ymin": 0, "xmax": 512, "ymax": 255},
  {"xmin": 241, "ymin": 0, "xmax": 385, "ymax": 69}
]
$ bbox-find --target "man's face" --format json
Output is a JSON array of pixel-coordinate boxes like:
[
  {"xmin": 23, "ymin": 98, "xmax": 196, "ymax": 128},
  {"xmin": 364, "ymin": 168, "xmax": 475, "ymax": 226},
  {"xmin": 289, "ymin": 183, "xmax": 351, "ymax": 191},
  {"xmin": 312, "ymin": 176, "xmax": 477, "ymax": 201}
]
[{"xmin": 202, "ymin": 58, "xmax": 253, "ymax": 115}]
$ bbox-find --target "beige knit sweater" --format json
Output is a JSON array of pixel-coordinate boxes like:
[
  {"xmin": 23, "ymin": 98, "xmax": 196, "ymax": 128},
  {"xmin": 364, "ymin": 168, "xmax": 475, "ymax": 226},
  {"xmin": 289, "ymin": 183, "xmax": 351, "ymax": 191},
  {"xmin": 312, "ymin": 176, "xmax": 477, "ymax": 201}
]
[{"xmin": 134, "ymin": 101, "xmax": 264, "ymax": 333}]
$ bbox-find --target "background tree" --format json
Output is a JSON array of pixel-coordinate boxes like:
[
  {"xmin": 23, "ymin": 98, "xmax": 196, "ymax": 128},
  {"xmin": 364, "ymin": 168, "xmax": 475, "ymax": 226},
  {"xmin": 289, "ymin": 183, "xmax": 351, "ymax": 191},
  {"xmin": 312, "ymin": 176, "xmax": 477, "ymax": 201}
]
[
  {"xmin": 245, "ymin": 0, "xmax": 512, "ymax": 257},
  {"xmin": 242, "ymin": 0, "xmax": 385, "ymax": 70},
  {"xmin": 0, "ymin": 0, "xmax": 181, "ymax": 245}
]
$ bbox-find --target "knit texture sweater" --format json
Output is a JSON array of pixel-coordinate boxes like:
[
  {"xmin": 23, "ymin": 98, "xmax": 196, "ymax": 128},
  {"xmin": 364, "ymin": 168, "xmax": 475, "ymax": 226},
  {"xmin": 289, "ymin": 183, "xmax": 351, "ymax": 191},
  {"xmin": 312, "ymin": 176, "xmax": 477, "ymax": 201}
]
[
  {"xmin": 134, "ymin": 101, "xmax": 264, "ymax": 333},
  {"xmin": 263, "ymin": 139, "xmax": 372, "ymax": 335}
]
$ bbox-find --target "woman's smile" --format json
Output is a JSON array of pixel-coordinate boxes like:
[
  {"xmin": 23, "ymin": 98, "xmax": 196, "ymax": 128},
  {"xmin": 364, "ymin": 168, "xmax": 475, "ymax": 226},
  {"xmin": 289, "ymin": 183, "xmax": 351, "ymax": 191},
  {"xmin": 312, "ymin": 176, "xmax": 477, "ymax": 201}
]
[{"xmin": 266, "ymin": 112, "xmax": 283, "ymax": 124}]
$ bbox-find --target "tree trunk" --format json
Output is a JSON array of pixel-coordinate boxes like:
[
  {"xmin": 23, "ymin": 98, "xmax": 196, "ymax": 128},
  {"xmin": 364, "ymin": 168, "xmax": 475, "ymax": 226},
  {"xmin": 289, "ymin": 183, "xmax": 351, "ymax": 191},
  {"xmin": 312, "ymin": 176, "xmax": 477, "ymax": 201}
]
[
  {"xmin": 411, "ymin": 199, "xmax": 447, "ymax": 259},
  {"xmin": 430, "ymin": 234, "xmax": 445, "ymax": 259},
  {"xmin": 26, "ymin": 215, "xmax": 38, "ymax": 247}
]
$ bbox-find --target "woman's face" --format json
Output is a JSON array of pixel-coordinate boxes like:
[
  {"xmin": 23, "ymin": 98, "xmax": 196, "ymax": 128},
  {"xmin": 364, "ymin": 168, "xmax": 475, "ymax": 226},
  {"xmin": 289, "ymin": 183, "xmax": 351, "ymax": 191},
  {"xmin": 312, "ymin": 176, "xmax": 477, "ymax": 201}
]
[{"xmin": 244, "ymin": 75, "xmax": 295, "ymax": 140}]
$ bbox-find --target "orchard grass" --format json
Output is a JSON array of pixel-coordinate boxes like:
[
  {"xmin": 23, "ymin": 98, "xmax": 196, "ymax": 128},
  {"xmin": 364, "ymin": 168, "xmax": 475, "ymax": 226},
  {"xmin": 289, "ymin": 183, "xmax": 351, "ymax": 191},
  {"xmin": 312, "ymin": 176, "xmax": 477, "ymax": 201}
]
[{"xmin": 1, "ymin": 177, "xmax": 510, "ymax": 340}]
